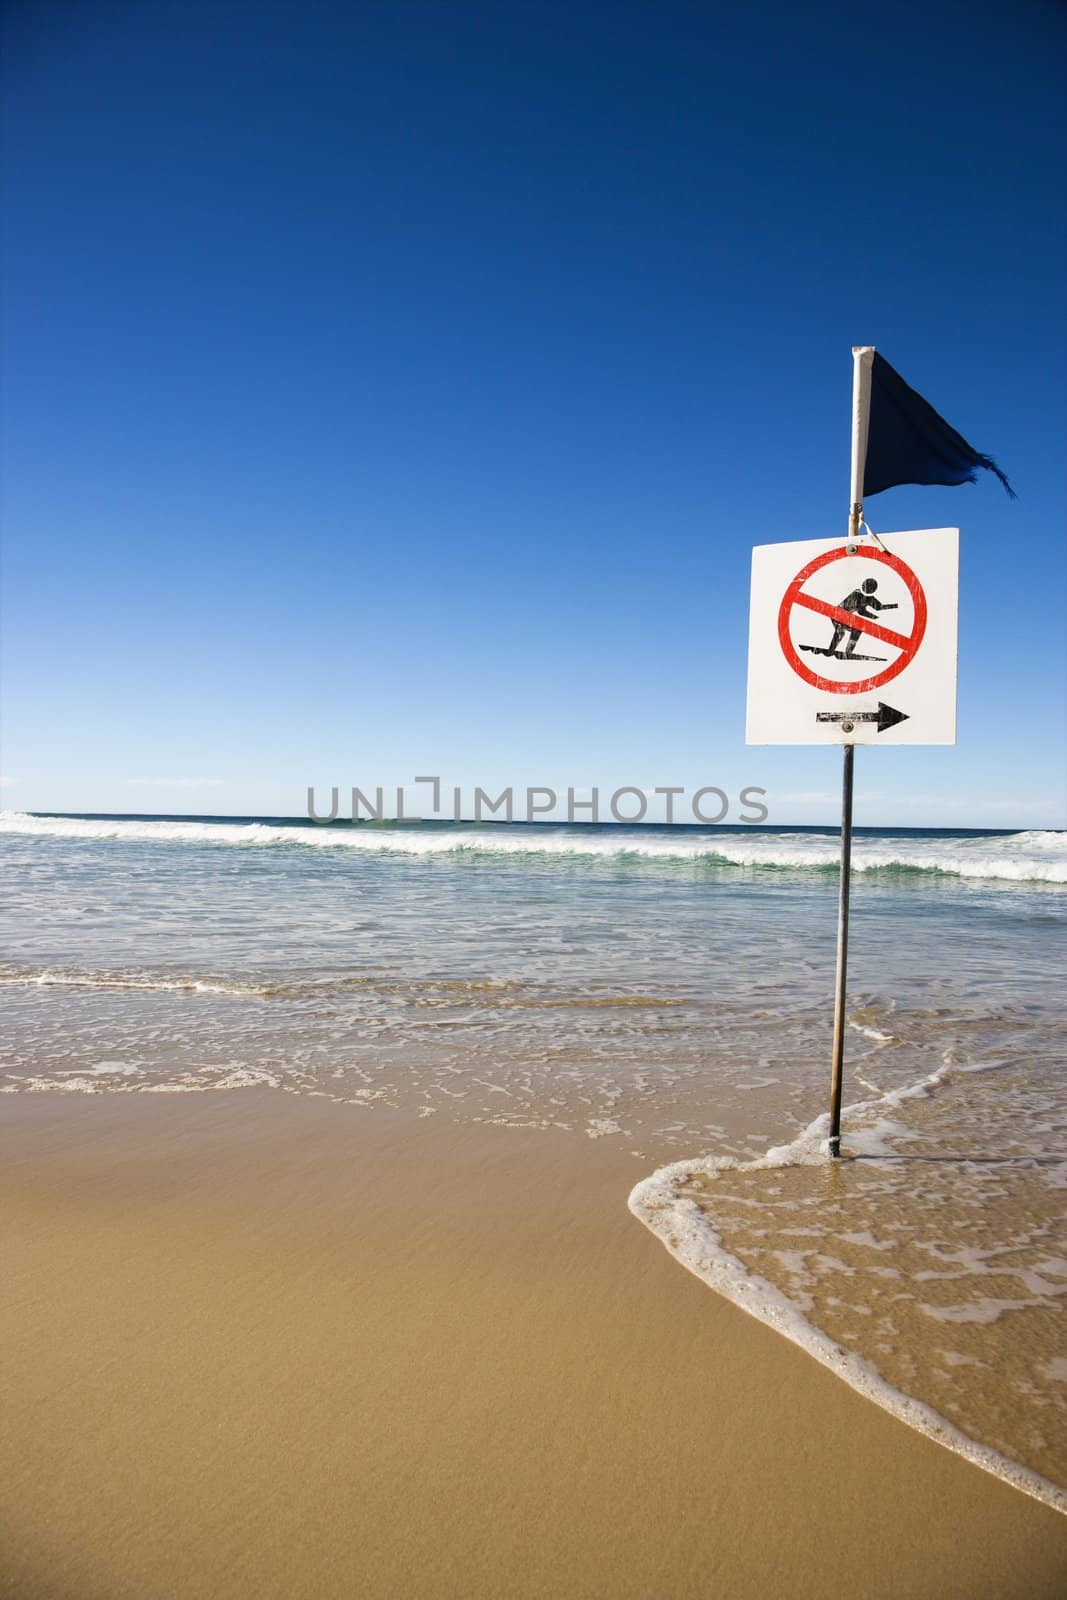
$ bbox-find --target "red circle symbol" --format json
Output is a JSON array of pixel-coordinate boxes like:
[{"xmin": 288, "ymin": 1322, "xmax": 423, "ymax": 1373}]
[{"xmin": 777, "ymin": 545, "xmax": 927, "ymax": 695}]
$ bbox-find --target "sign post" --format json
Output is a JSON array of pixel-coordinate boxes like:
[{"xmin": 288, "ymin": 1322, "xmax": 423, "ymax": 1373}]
[
  {"xmin": 746, "ymin": 348, "xmax": 959, "ymax": 1157},
  {"xmin": 832, "ymin": 345, "xmax": 872, "ymax": 1159},
  {"xmin": 828, "ymin": 742, "xmax": 854, "ymax": 1156}
]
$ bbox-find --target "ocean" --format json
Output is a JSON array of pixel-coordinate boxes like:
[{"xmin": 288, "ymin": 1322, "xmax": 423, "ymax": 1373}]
[{"xmin": 1, "ymin": 811, "xmax": 1064, "ymax": 1508}]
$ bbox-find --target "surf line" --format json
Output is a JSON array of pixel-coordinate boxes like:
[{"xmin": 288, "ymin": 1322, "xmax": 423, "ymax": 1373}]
[{"xmin": 628, "ymin": 1065, "xmax": 1067, "ymax": 1517}]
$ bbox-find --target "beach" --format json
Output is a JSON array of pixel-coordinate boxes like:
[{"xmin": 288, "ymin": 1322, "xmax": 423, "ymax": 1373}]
[
  {"xmin": 1, "ymin": 813, "xmax": 1065, "ymax": 1595},
  {"xmin": 6, "ymin": 0, "xmax": 1065, "ymax": 1590},
  {"xmin": 3, "ymin": 1087, "xmax": 1066, "ymax": 1600}
]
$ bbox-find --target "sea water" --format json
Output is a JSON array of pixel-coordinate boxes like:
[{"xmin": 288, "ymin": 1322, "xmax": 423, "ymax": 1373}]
[{"xmin": 1, "ymin": 812, "xmax": 1064, "ymax": 1507}]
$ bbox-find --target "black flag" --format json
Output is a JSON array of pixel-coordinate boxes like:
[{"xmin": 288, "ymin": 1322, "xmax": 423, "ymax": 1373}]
[{"xmin": 865, "ymin": 353, "xmax": 1014, "ymax": 498}]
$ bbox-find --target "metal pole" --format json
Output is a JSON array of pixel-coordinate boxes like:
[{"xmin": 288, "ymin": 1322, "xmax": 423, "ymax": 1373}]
[
  {"xmin": 828, "ymin": 741, "xmax": 854, "ymax": 1157},
  {"xmin": 827, "ymin": 346, "xmax": 873, "ymax": 1158}
]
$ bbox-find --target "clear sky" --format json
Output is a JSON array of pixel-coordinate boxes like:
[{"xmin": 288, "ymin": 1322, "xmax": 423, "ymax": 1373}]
[{"xmin": 2, "ymin": 0, "xmax": 1064, "ymax": 827}]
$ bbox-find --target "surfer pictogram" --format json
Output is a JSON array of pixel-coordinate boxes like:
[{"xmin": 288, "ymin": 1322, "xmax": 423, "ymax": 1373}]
[{"xmin": 801, "ymin": 578, "xmax": 898, "ymax": 663}]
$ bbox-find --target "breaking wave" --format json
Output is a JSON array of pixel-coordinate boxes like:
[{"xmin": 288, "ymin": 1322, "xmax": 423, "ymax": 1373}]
[{"xmin": 1, "ymin": 813, "xmax": 1064, "ymax": 883}]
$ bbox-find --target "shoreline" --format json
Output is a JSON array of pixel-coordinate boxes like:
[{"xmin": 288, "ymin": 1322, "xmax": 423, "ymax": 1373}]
[
  {"xmin": 630, "ymin": 1158, "xmax": 1066, "ymax": 1515},
  {"xmin": 2, "ymin": 1089, "xmax": 1065, "ymax": 1599}
]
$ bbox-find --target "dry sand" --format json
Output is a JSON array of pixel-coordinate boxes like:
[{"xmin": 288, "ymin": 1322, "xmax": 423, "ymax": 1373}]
[{"xmin": 1, "ymin": 1090, "xmax": 1064, "ymax": 1600}]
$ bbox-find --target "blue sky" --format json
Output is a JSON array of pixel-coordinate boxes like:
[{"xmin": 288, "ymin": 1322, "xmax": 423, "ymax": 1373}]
[{"xmin": 2, "ymin": 0, "xmax": 1064, "ymax": 827}]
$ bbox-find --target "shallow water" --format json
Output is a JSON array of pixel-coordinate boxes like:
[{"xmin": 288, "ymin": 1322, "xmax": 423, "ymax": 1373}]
[{"xmin": 2, "ymin": 811, "xmax": 1064, "ymax": 1503}]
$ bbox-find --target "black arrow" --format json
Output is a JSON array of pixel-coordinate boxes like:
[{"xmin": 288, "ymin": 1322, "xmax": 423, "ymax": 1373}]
[{"xmin": 816, "ymin": 702, "xmax": 909, "ymax": 734}]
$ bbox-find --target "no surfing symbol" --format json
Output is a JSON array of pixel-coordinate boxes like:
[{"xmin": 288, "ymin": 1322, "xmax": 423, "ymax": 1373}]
[{"xmin": 777, "ymin": 545, "xmax": 926, "ymax": 695}]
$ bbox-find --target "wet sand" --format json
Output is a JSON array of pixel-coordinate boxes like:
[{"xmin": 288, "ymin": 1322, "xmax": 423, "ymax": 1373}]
[{"xmin": 1, "ymin": 1090, "xmax": 1064, "ymax": 1599}]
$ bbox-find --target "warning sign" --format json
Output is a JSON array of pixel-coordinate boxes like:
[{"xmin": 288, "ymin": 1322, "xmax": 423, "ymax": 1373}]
[{"xmin": 747, "ymin": 529, "xmax": 958, "ymax": 745}]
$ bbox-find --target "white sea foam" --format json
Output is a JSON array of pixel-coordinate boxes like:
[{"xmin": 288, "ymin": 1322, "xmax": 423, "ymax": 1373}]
[
  {"xmin": 0, "ymin": 1063, "xmax": 280, "ymax": 1095},
  {"xmin": 0, "ymin": 966, "xmax": 270, "ymax": 999},
  {"xmin": 2, "ymin": 812, "xmax": 1064, "ymax": 882},
  {"xmin": 629, "ymin": 1064, "xmax": 1067, "ymax": 1515}
]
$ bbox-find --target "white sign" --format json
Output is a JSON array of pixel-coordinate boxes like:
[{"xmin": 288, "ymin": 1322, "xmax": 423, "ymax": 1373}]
[{"xmin": 746, "ymin": 528, "xmax": 958, "ymax": 745}]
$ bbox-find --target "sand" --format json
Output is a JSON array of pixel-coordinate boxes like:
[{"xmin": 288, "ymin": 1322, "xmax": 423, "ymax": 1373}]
[{"xmin": 1, "ymin": 1090, "xmax": 1064, "ymax": 1600}]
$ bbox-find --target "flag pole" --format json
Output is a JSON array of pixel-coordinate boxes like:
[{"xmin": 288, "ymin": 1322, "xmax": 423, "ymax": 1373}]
[
  {"xmin": 828, "ymin": 346, "xmax": 875, "ymax": 1158},
  {"xmin": 848, "ymin": 346, "xmax": 874, "ymax": 548}
]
